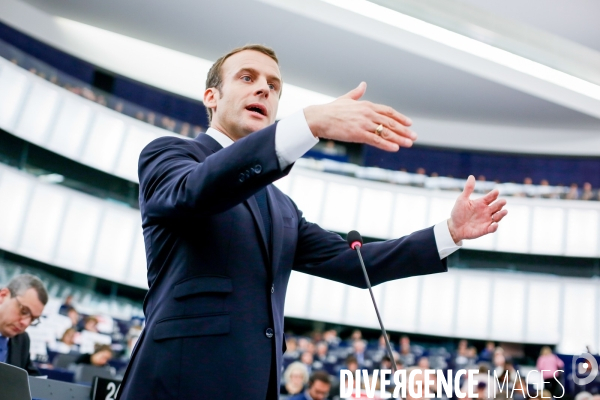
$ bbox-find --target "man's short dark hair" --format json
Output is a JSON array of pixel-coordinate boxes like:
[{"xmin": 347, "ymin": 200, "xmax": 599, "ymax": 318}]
[
  {"xmin": 309, "ymin": 370, "xmax": 331, "ymax": 388},
  {"xmin": 204, "ymin": 44, "xmax": 280, "ymax": 123},
  {"xmin": 6, "ymin": 274, "xmax": 48, "ymax": 305}
]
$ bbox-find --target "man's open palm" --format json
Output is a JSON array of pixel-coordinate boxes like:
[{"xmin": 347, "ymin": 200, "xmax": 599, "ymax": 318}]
[{"xmin": 448, "ymin": 176, "xmax": 508, "ymax": 243}]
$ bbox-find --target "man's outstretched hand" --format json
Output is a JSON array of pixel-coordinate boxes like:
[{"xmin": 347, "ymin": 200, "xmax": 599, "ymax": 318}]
[
  {"xmin": 448, "ymin": 176, "xmax": 508, "ymax": 244},
  {"xmin": 303, "ymin": 82, "xmax": 417, "ymax": 152}
]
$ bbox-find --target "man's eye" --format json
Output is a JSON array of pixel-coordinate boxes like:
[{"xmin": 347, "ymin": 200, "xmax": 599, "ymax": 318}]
[
  {"xmin": 269, "ymin": 84, "xmax": 276, "ymax": 90},
  {"xmin": 241, "ymin": 76, "xmax": 251, "ymax": 82}
]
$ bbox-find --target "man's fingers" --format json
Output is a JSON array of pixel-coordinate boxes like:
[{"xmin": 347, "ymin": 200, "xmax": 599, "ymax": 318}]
[
  {"xmin": 374, "ymin": 114, "xmax": 418, "ymax": 144},
  {"xmin": 364, "ymin": 131, "xmax": 400, "ymax": 152},
  {"xmin": 462, "ymin": 175, "xmax": 476, "ymax": 198},
  {"xmin": 487, "ymin": 224, "xmax": 499, "ymax": 234},
  {"xmin": 339, "ymin": 82, "xmax": 367, "ymax": 101},
  {"xmin": 482, "ymin": 188, "xmax": 500, "ymax": 204},
  {"xmin": 488, "ymin": 198, "xmax": 507, "ymax": 214},
  {"xmin": 371, "ymin": 103, "xmax": 412, "ymax": 127},
  {"xmin": 492, "ymin": 209, "xmax": 508, "ymax": 223}
]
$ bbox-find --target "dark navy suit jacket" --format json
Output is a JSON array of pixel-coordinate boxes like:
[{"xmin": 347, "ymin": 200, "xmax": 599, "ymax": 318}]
[{"xmin": 117, "ymin": 124, "xmax": 446, "ymax": 399}]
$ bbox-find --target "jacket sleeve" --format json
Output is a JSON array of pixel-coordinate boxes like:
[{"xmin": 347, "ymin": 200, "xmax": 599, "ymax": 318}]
[
  {"xmin": 140, "ymin": 125, "xmax": 292, "ymax": 221},
  {"xmin": 14, "ymin": 333, "xmax": 40, "ymax": 376},
  {"xmin": 291, "ymin": 207, "xmax": 447, "ymax": 288}
]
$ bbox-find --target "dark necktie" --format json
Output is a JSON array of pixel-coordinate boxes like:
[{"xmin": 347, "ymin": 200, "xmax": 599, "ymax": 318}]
[
  {"xmin": 0, "ymin": 335, "xmax": 8, "ymax": 363},
  {"xmin": 254, "ymin": 188, "xmax": 272, "ymax": 248}
]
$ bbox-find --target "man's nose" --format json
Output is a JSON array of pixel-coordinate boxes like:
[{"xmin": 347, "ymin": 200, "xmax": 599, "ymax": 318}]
[{"xmin": 254, "ymin": 80, "xmax": 270, "ymax": 97}]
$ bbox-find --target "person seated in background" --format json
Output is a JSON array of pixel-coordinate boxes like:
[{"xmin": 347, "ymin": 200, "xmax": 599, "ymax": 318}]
[
  {"xmin": 581, "ymin": 182, "xmax": 595, "ymax": 201},
  {"xmin": 314, "ymin": 341, "xmax": 333, "ymax": 365},
  {"xmin": 344, "ymin": 355, "xmax": 359, "ymax": 376},
  {"xmin": 300, "ymin": 351, "xmax": 315, "ymax": 375},
  {"xmin": 348, "ymin": 329, "xmax": 363, "ymax": 344},
  {"xmin": 566, "ymin": 183, "xmax": 580, "ymax": 200},
  {"xmin": 289, "ymin": 371, "xmax": 331, "ymax": 400},
  {"xmin": 470, "ymin": 381, "xmax": 489, "ymax": 400},
  {"xmin": 453, "ymin": 339, "xmax": 470, "ymax": 370},
  {"xmin": 81, "ymin": 316, "xmax": 99, "ymax": 333},
  {"xmin": 398, "ymin": 335, "xmax": 416, "ymax": 367},
  {"xmin": 281, "ymin": 361, "xmax": 309, "ymax": 396},
  {"xmin": 66, "ymin": 306, "xmax": 80, "ymax": 329},
  {"xmin": 466, "ymin": 346, "xmax": 479, "ymax": 368},
  {"xmin": 351, "ymin": 339, "xmax": 368, "ymax": 369},
  {"xmin": 0, "ymin": 274, "xmax": 48, "ymax": 376},
  {"xmin": 284, "ymin": 336, "xmax": 300, "ymax": 360},
  {"xmin": 58, "ymin": 295, "xmax": 74, "ymax": 315},
  {"xmin": 52, "ymin": 327, "xmax": 79, "ymax": 354},
  {"xmin": 479, "ymin": 341, "xmax": 496, "ymax": 362},
  {"xmin": 75, "ymin": 344, "xmax": 113, "ymax": 367},
  {"xmin": 493, "ymin": 347, "xmax": 508, "ymax": 375},
  {"xmin": 536, "ymin": 346, "xmax": 564, "ymax": 397},
  {"xmin": 323, "ymin": 329, "xmax": 341, "ymax": 348}
]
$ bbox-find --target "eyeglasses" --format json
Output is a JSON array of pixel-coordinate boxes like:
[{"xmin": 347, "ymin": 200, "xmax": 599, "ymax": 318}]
[{"xmin": 14, "ymin": 297, "xmax": 41, "ymax": 327}]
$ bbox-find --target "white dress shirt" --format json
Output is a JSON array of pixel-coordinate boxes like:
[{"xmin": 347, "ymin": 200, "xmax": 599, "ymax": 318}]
[{"xmin": 205, "ymin": 110, "xmax": 462, "ymax": 259}]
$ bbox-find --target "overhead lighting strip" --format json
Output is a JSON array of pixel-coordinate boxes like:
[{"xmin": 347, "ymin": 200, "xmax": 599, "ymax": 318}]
[{"xmin": 321, "ymin": 0, "xmax": 600, "ymax": 101}]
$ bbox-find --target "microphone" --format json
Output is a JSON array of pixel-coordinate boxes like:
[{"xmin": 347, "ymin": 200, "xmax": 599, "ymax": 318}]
[{"xmin": 347, "ymin": 230, "xmax": 397, "ymax": 374}]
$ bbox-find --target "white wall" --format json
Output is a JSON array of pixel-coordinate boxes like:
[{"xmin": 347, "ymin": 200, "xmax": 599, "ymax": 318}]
[{"xmin": 0, "ymin": 162, "xmax": 598, "ymax": 351}]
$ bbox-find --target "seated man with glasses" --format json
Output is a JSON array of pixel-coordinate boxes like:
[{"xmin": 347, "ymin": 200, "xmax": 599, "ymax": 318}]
[{"xmin": 0, "ymin": 273, "xmax": 48, "ymax": 375}]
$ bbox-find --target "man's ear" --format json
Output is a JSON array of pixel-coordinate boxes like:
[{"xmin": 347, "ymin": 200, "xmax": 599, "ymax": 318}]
[
  {"xmin": 204, "ymin": 87, "xmax": 218, "ymax": 115},
  {"xmin": 0, "ymin": 288, "xmax": 9, "ymax": 304}
]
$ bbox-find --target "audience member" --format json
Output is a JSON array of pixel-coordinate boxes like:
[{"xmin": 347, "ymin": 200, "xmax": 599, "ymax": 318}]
[
  {"xmin": 66, "ymin": 306, "xmax": 80, "ymax": 328},
  {"xmin": 289, "ymin": 371, "xmax": 331, "ymax": 400},
  {"xmin": 58, "ymin": 295, "xmax": 74, "ymax": 315},
  {"xmin": 566, "ymin": 183, "xmax": 580, "ymax": 200},
  {"xmin": 352, "ymin": 339, "xmax": 368, "ymax": 368},
  {"xmin": 300, "ymin": 351, "xmax": 315, "ymax": 375},
  {"xmin": 81, "ymin": 316, "xmax": 99, "ymax": 333},
  {"xmin": 536, "ymin": 346, "xmax": 564, "ymax": 397},
  {"xmin": 479, "ymin": 341, "xmax": 496, "ymax": 362},
  {"xmin": 281, "ymin": 361, "xmax": 309, "ymax": 396},
  {"xmin": 75, "ymin": 344, "xmax": 113, "ymax": 367},
  {"xmin": 344, "ymin": 355, "xmax": 359, "ymax": 375},
  {"xmin": 52, "ymin": 327, "xmax": 79, "ymax": 354},
  {"xmin": 398, "ymin": 335, "xmax": 417, "ymax": 367},
  {"xmin": 0, "ymin": 274, "xmax": 48, "ymax": 375},
  {"xmin": 582, "ymin": 182, "xmax": 595, "ymax": 201}
]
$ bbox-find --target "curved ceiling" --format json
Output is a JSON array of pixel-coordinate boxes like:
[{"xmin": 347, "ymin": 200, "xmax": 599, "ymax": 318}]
[{"xmin": 2, "ymin": 0, "xmax": 600, "ymax": 154}]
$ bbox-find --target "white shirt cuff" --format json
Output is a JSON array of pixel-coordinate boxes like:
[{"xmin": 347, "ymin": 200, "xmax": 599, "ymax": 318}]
[
  {"xmin": 275, "ymin": 110, "xmax": 319, "ymax": 169},
  {"xmin": 434, "ymin": 220, "xmax": 462, "ymax": 259}
]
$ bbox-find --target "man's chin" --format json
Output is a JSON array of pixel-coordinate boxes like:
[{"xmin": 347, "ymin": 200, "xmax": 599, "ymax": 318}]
[{"xmin": 246, "ymin": 116, "xmax": 272, "ymax": 131}]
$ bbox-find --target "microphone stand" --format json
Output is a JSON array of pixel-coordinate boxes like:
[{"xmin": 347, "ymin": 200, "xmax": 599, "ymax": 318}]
[{"xmin": 353, "ymin": 245, "xmax": 398, "ymax": 374}]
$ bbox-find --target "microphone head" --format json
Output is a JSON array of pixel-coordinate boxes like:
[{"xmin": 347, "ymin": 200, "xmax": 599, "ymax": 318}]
[{"xmin": 347, "ymin": 230, "xmax": 363, "ymax": 250}]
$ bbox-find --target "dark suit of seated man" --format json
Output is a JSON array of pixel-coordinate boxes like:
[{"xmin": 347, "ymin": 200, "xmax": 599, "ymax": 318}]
[
  {"xmin": 0, "ymin": 274, "xmax": 48, "ymax": 376},
  {"xmin": 117, "ymin": 44, "xmax": 507, "ymax": 400}
]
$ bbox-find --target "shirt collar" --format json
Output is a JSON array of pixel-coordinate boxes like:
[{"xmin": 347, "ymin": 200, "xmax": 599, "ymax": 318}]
[{"xmin": 205, "ymin": 127, "xmax": 234, "ymax": 149}]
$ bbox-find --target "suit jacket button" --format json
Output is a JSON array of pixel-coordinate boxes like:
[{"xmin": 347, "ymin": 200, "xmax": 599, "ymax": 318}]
[
  {"xmin": 271, "ymin": 284, "xmax": 274, "ymax": 294},
  {"xmin": 239, "ymin": 173, "xmax": 246, "ymax": 183},
  {"xmin": 265, "ymin": 328, "xmax": 274, "ymax": 338},
  {"xmin": 254, "ymin": 164, "xmax": 262, "ymax": 174}
]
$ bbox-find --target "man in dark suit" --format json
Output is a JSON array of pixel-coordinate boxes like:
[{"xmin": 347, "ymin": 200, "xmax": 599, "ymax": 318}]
[
  {"xmin": 118, "ymin": 44, "xmax": 507, "ymax": 400},
  {"xmin": 0, "ymin": 274, "xmax": 48, "ymax": 375}
]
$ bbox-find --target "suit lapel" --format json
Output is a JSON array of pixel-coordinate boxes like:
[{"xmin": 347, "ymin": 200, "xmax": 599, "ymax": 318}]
[
  {"xmin": 244, "ymin": 196, "xmax": 270, "ymax": 264},
  {"xmin": 196, "ymin": 133, "xmax": 271, "ymax": 265},
  {"xmin": 267, "ymin": 185, "xmax": 283, "ymax": 278}
]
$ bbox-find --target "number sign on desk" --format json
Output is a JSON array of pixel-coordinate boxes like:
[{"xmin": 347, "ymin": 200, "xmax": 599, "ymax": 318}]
[{"xmin": 92, "ymin": 377, "xmax": 122, "ymax": 400}]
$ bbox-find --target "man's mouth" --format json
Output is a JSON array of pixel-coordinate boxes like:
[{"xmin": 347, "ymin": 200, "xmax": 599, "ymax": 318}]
[{"xmin": 245, "ymin": 104, "xmax": 267, "ymax": 117}]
